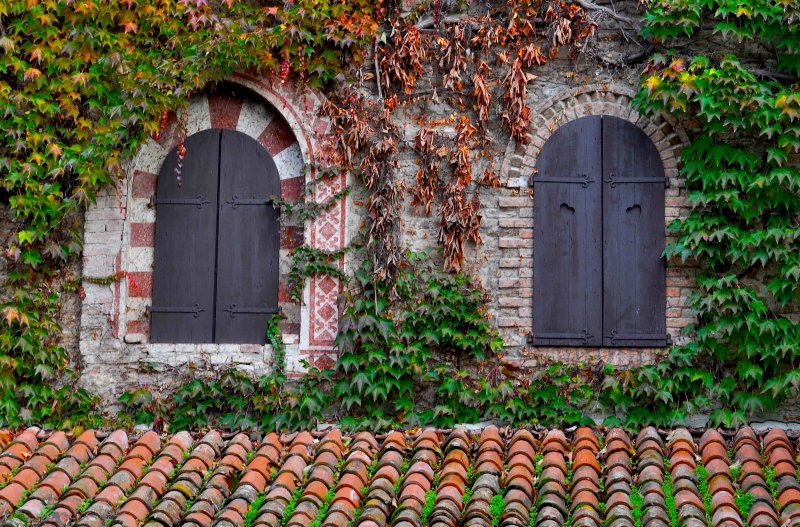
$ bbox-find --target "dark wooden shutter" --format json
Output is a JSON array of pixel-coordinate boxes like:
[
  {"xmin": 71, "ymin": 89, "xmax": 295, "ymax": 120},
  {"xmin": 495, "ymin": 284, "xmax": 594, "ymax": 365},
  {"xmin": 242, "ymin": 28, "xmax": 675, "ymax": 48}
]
[
  {"xmin": 214, "ymin": 130, "xmax": 281, "ymax": 344},
  {"xmin": 151, "ymin": 129, "xmax": 220, "ymax": 343},
  {"xmin": 602, "ymin": 116, "xmax": 667, "ymax": 347},
  {"xmin": 533, "ymin": 116, "xmax": 603, "ymax": 346}
]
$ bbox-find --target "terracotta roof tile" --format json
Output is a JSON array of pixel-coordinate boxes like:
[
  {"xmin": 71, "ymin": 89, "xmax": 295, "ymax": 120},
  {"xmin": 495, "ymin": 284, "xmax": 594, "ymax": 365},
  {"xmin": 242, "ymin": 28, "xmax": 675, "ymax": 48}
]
[{"xmin": 4, "ymin": 427, "xmax": 800, "ymax": 527}]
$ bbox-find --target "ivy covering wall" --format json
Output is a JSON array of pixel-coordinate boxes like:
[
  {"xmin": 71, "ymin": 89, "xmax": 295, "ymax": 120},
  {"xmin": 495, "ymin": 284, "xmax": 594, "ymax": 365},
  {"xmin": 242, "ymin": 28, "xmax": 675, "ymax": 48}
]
[{"xmin": 1, "ymin": 0, "xmax": 799, "ymax": 429}]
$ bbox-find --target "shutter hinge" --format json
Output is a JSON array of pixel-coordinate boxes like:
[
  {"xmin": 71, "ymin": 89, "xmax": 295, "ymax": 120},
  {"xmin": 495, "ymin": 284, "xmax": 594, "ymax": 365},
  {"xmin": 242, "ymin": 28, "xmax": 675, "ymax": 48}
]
[
  {"xmin": 222, "ymin": 304, "xmax": 281, "ymax": 318},
  {"xmin": 531, "ymin": 174, "xmax": 594, "ymax": 188},
  {"xmin": 604, "ymin": 173, "xmax": 669, "ymax": 189}
]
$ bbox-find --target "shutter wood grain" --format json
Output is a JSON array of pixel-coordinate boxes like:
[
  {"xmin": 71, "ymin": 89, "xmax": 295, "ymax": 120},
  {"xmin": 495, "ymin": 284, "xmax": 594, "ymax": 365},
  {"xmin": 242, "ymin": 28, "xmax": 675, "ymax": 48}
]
[
  {"xmin": 533, "ymin": 116, "xmax": 603, "ymax": 346},
  {"xmin": 151, "ymin": 129, "xmax": 220, "ymax": 343},
  {"xmin": 601, "ymin": 116, "xmax": 667, "ymax": 347},
  {"xmin": 214, "ymin": 130, "xmax": 281, "ymax": 344}
]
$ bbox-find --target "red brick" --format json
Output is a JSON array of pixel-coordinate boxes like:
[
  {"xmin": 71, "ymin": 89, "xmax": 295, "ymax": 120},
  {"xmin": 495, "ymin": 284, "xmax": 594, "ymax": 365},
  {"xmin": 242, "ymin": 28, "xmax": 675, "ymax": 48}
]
[
  {"xmin": 278, "ymin": 282, "xmax": 292, "ymax": 303},
  {"xmin": 126, "ymin": 319, "xmax": 149, "ymax": 336},
  {"xmin": 208, "ymin": 94, "xmax": 243, "ymax": 130},
  {"xmin": 312, "ymin": 118, "xmax": 330, "ymax": 136},
  {"xmin": 499, "ymin": 218, "xmax": 530, "ymax": 228},
  {"xmin": 131, "ymin": 171, "xmax": 157, "ymax": 199},
  {"xmin": 259, "ymin": 117, "xmax": 297, "ymax": 156},
  {"xmin": 281, "ymin": 176, "xmax": 304, "ymax": 203},
  {"xmin": 281, "ymin": 226, "xmax": 303, "ymax": 250},
  {"xmin": 130, "ymin": 223, "xmax": 155, "ymax": 247},
  {"xmin": 127, "ymin": 272, "xmax": 152, "ymax": 298},
  {"xmin": 499, "ymin": 297, "xmax": 527, "ymax": 307}
]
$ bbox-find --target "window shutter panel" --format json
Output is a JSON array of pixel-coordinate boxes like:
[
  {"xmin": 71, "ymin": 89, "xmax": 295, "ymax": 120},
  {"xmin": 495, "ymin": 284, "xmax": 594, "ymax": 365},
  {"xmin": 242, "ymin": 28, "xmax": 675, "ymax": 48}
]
[
  {"xmin": 214, "ymin": 130, "xmax": 281, "ymax": 344},
  {"xmin": 601, "ymin": 116, "xmax": 667, "ymax": 347},
  {"xmin": 151, "ymin": 129, "xmax": 220, "ymax": 343},
  {"xmin": 533, "ymin": 116, "xmax": 603, "ymax": 346}
]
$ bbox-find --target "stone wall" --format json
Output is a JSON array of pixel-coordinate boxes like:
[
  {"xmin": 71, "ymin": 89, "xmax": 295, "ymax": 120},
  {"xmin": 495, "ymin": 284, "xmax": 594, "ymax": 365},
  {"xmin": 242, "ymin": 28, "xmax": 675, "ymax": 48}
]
[{"xmin": 72, "ymin": 0, "xmax": 703, "ymax": 402}]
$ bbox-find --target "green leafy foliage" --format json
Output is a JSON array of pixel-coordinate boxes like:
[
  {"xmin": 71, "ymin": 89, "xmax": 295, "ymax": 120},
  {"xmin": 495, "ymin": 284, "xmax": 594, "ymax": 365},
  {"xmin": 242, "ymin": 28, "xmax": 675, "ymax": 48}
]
[
  {"xmin": 333, "ymin": 251, "xmax": 503, "ymax": 429},
  {"xmin": 16, "ymin": 0, "xmax": 800, "ymax": 431},
  {"xmin": 120, "ymin": 314, "xmax": 330, "ymax": 431},
  {"xmin": 489, "ymin": 492, "xmax": 505, "ymax": 527},
  {"xmin": 662, "ymin": 460, "xmax": 679, "ymax": 527},
  {"xmin": 601, "ymin": 0, "xmax": 800, "ymax": 428}
]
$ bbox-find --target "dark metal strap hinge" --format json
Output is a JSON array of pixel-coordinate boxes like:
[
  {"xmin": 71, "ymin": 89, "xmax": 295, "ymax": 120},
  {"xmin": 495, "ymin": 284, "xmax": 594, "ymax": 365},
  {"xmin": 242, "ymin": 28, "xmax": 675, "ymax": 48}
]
[
  {"xmin": 222, "ymin": 305, "xmax": 281, "ymax": 318},
  {"xmin": 606, "ymin": 329, "xmax": 668, "ymax": 345},
  {"xmin": 153, "ymin": 195, "xmax": 211, "ymax": 209},
  {"xmin": 151, "ymin": 304, "xmax": 205, "ymax": 318},
  {"xmin": 225, "ymin": 195, "xmax": 271, "ymax": 209},
  {"xmin": 531, "ymin": 173, "xmax": 594, "ymax": 188},
  {"xmin": 530, "ymin": 329, "xmax": 594, "ymax": 345},
  {"xmin": 605, "ymin": 173, "xmax": 669, "ymax": 188}
]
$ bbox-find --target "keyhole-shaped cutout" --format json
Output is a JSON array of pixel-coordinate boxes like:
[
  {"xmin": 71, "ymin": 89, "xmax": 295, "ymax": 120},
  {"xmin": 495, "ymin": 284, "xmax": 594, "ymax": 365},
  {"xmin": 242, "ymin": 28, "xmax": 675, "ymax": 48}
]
[
  {"xmin": 626, "ymin": 203, "xmax": 642, "ymax": 216},
  {"xmin": 560, "ymin": 202, "xmax": 575, "ymax": 215}
]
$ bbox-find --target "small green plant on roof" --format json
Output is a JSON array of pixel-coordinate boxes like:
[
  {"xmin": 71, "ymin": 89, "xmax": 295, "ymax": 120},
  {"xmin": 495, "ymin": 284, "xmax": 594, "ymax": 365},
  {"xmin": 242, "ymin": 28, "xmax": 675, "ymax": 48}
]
[
  {"xmin": 489, "ymin": 492, "xmax": 505, "ymax": 527},
  {"xmin": 348, "ymin": 508, "xmax": 362, "ymax": 527},
  {"xmin": 662, "ymin": 461, "xmax": 679, "ymax": 527},
  {"xmin": 310, "ymin": 489, "xmax": 336, "ymax": 527},
  {"xmin": 631, "ymin": 485, "xmax": 644, "ymax": 527},
  {"xmin": 281, "ymin": 486, "xmax": 304, "ymax": 526},
  {"xmin": 367, "ymin": 458, "xmax": 379, "ymax": 479},
  {"xmin": 8, "ymin": 512, "xmax": 29, "ymax": 527},
  {"xmin": 735, "ymin": 490, "xmax": 755, "ymax": 520},
  {"xmin": 764, "ymin": 465, "xmax": 778, "ymax": 501},
  {"xmin": 421, "ymin": 489, "xmax": 437, "ymax": 526},
  {"xmin": 695, "ymin": 465, "xmax": 712, "ymax": 527},
  {"xmin": 244, "ymin": 493, "xmax": 267, "ymax": 527},
  {"xmin": 78, "ymin": 497, "xmax": 92, "ymax": 514},
  {"xmin": 729, "ymin": 462, "xmax": 742, "ymax": 481},
  {"xmin": 40, "ymin": 503, "xmax": 54, "ymax": 519},
  {"xmin": 462, "ymin": 487, "xmax": 473, "ymax": 504},
  {"xmin": 16, "ymin": 488, "xmax": 31, "ymax": 506}
]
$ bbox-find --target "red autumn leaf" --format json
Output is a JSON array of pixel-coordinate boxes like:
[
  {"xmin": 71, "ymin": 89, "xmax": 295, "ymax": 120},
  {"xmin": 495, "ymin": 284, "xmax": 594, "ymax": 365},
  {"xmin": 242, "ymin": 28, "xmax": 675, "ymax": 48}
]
[{"xmin": 23, "ymin": 67, "xmax": 41, "ymax": 82}]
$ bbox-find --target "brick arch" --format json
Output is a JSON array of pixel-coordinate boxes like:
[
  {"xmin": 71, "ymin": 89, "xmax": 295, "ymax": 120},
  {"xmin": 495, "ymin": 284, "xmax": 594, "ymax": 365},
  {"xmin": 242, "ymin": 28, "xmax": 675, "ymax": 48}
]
[{"xmin": 501, "ymin": 83, "xmax": 688, "ymax": 184}]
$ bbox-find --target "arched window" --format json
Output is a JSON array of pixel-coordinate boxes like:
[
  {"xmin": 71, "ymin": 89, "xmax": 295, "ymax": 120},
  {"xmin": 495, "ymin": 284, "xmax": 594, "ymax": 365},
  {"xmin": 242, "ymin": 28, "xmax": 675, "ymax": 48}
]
[
  {"xmin": 532, "ymin": 115, "xmax": 667, "ymax": 347},
  {"xmin": 150, "ymin": 129, "xmax": 280, "ymax": 344}
]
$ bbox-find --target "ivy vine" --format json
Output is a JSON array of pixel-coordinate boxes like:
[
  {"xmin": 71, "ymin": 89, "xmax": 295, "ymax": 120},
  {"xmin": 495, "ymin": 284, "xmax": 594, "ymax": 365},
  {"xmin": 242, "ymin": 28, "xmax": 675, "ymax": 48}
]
[{"xmin": 601, "ymin": 0, "xmax": 800, "ymax": 428}]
